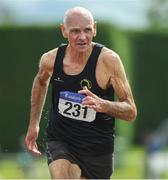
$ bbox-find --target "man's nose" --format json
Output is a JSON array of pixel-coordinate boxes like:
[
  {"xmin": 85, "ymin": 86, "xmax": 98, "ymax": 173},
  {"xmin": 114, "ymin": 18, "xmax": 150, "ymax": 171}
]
[{"xmin": 79, "ymin": 32, "xmax": 86, "ymax": 40}]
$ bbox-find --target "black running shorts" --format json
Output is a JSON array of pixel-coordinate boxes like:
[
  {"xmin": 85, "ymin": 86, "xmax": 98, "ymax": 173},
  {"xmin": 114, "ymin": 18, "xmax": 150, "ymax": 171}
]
[{"xmin": 46, "ymin": 140, "xmax": 113, "ymax": 179}]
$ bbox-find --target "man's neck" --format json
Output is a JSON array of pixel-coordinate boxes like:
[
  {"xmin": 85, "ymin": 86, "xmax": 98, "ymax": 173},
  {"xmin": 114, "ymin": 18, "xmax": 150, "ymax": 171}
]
[{"xmin": 66, "ymin": 44, "xmax": 93, "ymax": 64}]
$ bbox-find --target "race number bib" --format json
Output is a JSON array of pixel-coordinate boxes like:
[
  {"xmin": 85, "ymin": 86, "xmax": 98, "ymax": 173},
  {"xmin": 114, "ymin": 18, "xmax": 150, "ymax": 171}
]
[{"xmin": 58, "ymin": 91, "xmax": 96, "ymax": 122}]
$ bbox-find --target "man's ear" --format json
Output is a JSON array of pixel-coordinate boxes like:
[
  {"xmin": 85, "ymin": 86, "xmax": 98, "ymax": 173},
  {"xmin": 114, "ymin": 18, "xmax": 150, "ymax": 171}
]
[
  {"xmin": 60, "ymin": 24, "xmax": 68, "ymax": 38},
  {"xmin": 93, "ymin": 21, "xmax": 97, "ymax": 37}
]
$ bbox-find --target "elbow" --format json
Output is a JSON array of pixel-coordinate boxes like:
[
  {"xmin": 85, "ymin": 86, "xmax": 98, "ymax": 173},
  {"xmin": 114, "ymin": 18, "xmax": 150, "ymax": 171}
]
[
  {"xmin": 126, "ymin": 105, "xmax": 137, "ymax": 122},
  {"xmin": 37, "ymin": 75, "xmax": 48, "ymax": 88}
]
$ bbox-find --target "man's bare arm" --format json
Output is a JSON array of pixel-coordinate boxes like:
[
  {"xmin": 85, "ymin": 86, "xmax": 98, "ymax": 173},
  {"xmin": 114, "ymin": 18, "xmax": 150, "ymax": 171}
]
[
  {"xmin": 101, "ymin": 53, "xmax": 137, "ymax": 121},
  {"xmin": 79, "ymin": 52, "xmax": 137, "ymax": 122},
  {"xmin": 25, "ymin": 52, "xmax": 54, "ymax": 155},
  {"xmin": 29, "ymin": 56, "xmax": 51, "ymax": 127}
]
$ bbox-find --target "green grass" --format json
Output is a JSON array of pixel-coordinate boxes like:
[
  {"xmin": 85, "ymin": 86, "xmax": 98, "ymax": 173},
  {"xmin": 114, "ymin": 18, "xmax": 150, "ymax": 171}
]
[
  {"xmin": 112, "ymin": 147, "xmax": 145, "ymax": 179},
  {"xmin": 0, "ymin": 147, "xmax": 168, "ymax": 179},
  {"xmin": 0, "ymin": 154, "xmax": 50, "ymax": 179}
]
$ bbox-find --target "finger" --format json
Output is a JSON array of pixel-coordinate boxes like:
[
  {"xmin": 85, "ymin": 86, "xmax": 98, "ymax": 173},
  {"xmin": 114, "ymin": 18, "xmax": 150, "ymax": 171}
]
[
  {"xmin": 30, "ymin": 143, "xmax": 41, "ymax": 156},
  {"xmin": 85, "ymin": 104, "xmax": 97, "ymax": 110},
  {"xmin": 83, "ymin": 96, "xmax": 93, "ymax": 101},
  {"xmin": 25, "ymin": 138, "xmax": 33, "ymax": 151},
  {"xmin": 31, "ymin": 148, "xmax": 41, "ymax": 156},
  {"xmin": 78, "ymin": 89, "xmax": 94, "ymax": 97},
  {"xmin": 83, "ymin": 86, "xmax": 88, "ymax": 90},
  {"xmin": 82, "ymin": 97, "xmax": 95, "ymax": 105},
  {"xmin": 26, "ymin": 137, "xmax": 37, "ymax": 151},
  {"xmin": 28, "ymin": 139, "xmax": 36, "ymax": 151}
]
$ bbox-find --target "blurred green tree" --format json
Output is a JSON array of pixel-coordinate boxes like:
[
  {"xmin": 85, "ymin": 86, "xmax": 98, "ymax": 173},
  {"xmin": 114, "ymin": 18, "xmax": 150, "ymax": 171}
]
[
  {"xmin": 147, "ymin": 0, "xmax": 168, "ymax": 29},
  {"xmin": 0, "ymin": 1, "xmax": 16, "ymax": 25}
]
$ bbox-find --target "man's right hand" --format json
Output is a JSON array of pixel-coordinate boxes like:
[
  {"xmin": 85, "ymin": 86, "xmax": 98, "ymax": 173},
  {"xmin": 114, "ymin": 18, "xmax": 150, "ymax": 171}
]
[{"xmin": 25, "ymin": 126, "xmax": 41, "ymax": 156}]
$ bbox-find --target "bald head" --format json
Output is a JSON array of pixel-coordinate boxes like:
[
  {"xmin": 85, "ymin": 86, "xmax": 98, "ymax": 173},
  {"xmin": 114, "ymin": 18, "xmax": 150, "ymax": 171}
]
[{"xmin": 63, "ymin": 7, "xmax": 94, "ymax": 28}]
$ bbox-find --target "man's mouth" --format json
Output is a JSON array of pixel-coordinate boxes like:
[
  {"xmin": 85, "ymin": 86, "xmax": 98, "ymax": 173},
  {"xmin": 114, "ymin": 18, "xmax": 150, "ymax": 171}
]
[{"xmin": 77, "ymin": 42, "xmax": 87, "ymax": 46}]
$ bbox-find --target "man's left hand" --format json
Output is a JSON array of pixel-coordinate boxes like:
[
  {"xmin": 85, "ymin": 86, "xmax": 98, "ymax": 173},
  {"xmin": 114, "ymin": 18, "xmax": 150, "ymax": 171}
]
[{"xmin": 78, "ymin": 87, "xmax": 107, "ymax": 112}]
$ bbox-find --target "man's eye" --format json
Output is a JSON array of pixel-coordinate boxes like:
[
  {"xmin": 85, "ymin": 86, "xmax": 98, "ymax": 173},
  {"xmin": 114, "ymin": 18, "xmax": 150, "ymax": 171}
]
[
  {"xmin": 71, "ymin": 29, "xmax": 80, "ymax": 33},
  {"xmin": 85, "ymin": 28, "xmax": 92, "ymax": 33}
]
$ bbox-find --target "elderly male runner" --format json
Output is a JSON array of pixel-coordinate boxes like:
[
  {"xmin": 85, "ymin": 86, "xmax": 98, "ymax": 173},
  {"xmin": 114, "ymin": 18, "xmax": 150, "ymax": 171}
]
[{"xmin": 25, "ymin": 7, "xmax": 137, "ymax": 179}]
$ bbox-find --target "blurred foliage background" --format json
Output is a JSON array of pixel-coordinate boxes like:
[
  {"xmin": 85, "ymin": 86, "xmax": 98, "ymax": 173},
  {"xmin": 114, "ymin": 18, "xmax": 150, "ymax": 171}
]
[{"xmin": 0, "ymin": 0, "xmax": 168, "ymax": 179}]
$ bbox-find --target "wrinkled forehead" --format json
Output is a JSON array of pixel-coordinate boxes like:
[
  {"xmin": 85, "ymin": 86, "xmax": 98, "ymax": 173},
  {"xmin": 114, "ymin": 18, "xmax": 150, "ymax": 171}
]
[{"xmin": 64, "ymin": 8, "xmax": 94, "ymax": 28}]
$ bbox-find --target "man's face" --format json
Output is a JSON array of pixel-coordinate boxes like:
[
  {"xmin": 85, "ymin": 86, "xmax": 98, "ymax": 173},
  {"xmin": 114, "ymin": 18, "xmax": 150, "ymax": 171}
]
[{"xmin": 62, "ymin": 14, "xmax": 96, "ymax": 53}]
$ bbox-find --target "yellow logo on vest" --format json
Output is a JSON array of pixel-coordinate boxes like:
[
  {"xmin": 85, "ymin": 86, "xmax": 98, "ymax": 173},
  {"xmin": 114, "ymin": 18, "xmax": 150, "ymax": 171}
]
[{"xmin": 80, "ymin": 79, "xmax": 92, "ymax": 89}]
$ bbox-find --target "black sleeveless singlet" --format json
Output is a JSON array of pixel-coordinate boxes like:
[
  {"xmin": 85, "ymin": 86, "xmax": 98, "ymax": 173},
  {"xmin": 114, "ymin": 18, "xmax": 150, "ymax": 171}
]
[{"xmin": 46, "ymin": 43, "xmax": 115, "ymax": 156}]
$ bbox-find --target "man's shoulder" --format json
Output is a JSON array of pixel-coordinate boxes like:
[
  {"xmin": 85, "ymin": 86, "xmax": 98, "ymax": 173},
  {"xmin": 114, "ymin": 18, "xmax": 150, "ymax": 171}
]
[
  {"xmin": 100, "ymin": 46, "xmax": 120, "ymax": 65},
  {"xmin": 41, "ymin": 48, "xmax": 58, "ymax": 61},
  {"xmin": 39, "ymin": 48, "xmax": 58, "ymax": 70}
]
